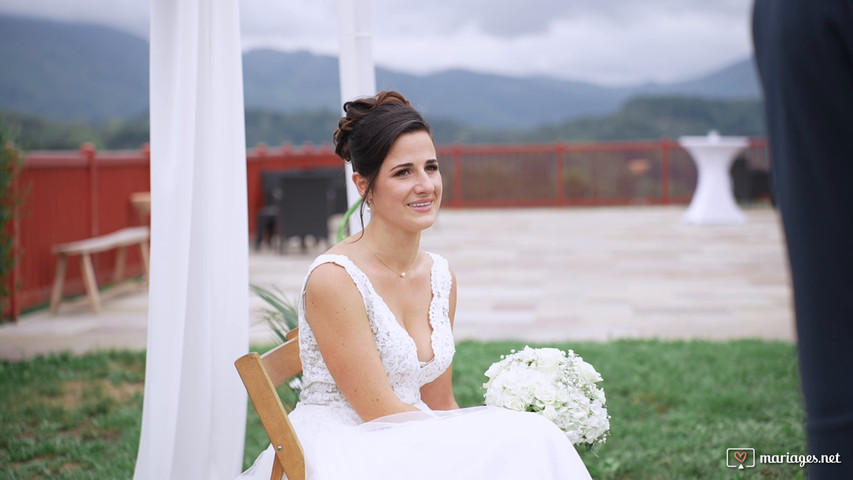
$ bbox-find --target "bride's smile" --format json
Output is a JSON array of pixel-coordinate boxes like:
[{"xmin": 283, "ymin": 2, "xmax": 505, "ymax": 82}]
[{"xmin": 358, "ymin": 130, "xmax": 442, "ymax": 234}]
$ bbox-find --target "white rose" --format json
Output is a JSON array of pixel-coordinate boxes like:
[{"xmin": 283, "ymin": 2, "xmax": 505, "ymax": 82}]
[
  {"xmin": 506, "ymin": 394, "xmax": 527, "ymax": 411},
  {"xmin": 535, "ymin": 348, "xmax": 565, "ymax": 376},
  {"xmin": 484, "ymin": 388, "xmax": 502, "ymax": 406},
  {"xmin": 517, "ymin": 382, "xmax": 536, "ymax": 405},
  {"xmin": 579, "ymin": 361, "xmax": 603, "ymax": 383},
  {"xmin": 534, "ymin": 383, "xmax": 557, "ymax": 405},
  {"xmin": 554, "ymin": 386, "xmax": 571, "ymax": 404}
]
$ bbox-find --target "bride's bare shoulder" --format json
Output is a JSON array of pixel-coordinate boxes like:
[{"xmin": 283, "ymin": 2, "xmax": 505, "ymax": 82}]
[
  {"xmin": 305, "ymin": 244, "xmax": 363, "ymax": 299},
  {"xmin": 325, "ymin": 233, "xmax": 361, "ymax": 254}
]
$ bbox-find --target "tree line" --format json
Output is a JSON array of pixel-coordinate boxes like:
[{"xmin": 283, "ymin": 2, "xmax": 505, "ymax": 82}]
[{"xmin": 0, "ymin": 96, "xmax": 765, "ymax": 151}]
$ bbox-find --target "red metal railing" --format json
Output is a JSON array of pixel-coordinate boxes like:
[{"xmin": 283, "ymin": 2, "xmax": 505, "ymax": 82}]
[
  {"xmin": 437, "ymin": 140, "xmax": 687, "ymax": 207},
  {"xmin": 3, "ymin": 138, "xmax": 768, "ymax": 320}
]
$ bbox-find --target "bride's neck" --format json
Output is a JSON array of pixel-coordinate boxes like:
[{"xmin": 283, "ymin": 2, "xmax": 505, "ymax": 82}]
[{"xmin": 361, "ymin": 222, "xmax": 421, "ymax": 262}]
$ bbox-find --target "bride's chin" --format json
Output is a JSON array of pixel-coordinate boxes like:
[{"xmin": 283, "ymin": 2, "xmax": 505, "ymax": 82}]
[{"xmin": 404, "ymin": 216, "xmax": 437, "ymax": 233}]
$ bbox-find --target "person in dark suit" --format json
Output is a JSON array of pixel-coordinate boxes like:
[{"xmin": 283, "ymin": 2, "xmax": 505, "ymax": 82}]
[{"xmin": 752, "ymin": 1, "xmax": 853, "ymax": 477}]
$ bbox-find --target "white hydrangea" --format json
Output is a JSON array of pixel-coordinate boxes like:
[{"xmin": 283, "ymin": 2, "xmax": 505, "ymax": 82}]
[{"xmin": 483, "ymin": 346, "xmax": 610, "ymax": 446}]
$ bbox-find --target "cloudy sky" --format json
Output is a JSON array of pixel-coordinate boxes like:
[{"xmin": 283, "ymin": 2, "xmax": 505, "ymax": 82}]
[{"xmin": 1, "ymin": 0, "xmax": 755, "ymax": 86}]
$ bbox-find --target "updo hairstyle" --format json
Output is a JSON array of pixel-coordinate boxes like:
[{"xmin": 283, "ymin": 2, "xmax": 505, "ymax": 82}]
[{"xmin": 333, "ymin": 90, "xmax": 432, "ymax": 228}]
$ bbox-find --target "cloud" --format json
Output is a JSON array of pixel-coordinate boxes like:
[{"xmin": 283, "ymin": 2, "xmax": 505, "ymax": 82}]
[
  {"xmin": 368, "ymin": 0, "xmax": 753, "ymax": 84},
  {"xmin": 0, "ymin": 0, "xmax": 755, "ymax": 85},
  {"xmin": 370, "ymin": 0, "xmax": 750, "ymax": 38},
  {"xmin": 0, "ymin": 0, "xmax": 150, "ymax": 37},
  {"xmin": 239, "ymin": 0, "xmax": 338, "ymax": 53}
]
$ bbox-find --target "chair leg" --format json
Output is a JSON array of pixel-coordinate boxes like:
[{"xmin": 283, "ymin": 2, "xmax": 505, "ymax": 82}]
[
  {"xmin": 138, "ymin": 240, "xmax": 150, "ymax": 285},
  {"xmin": 113, "ymin": 246, "xmax": 127, "ymax": 283},
  {"xmin": 270, "ymin": 456, "xmax": 284, "ymax": 480},
  {"xmin": 80, "ymin": 254, "xmax": 101, "ymax": 313},
  {"xmin": 49, "ymin": 254, "xmax": 68, "ymax": 315}
]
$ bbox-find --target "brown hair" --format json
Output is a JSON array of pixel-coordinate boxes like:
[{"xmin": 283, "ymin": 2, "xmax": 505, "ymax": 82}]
[{"xmin": 333, "ymin": 90, "xmax": 432, "ymax": 229}]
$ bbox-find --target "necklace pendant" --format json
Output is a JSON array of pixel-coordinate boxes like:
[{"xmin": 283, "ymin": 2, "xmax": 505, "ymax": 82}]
[{"xmin": 400, "ymin": 272, "xmax": 407, "ymax": 278}]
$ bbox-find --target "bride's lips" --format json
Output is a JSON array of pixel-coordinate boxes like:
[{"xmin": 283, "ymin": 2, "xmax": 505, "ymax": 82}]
[{"xmin": 408, "ymin": 199, "xmax": 433, "ymax": 213}]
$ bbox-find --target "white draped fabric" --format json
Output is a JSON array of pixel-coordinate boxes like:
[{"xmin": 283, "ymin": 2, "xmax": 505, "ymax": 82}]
[
  {"xmin": 337, "ymin": 0, "xmax": 377, "ymax": 232},
  {"xmin": 134, "ymin": 1, "xmax": 248, "ymax": 478}
]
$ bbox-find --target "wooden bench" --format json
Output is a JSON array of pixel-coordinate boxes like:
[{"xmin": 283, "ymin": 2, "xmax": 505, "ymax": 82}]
[{"xmin": 50, "ymin": 226, "xmax": 150, "ymax": 315}]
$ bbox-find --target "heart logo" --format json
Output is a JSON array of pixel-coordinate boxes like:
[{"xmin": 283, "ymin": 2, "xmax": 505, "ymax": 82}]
[{"xmin": 733, "ymin": 451, "xmax": 747, "ymax": 464}]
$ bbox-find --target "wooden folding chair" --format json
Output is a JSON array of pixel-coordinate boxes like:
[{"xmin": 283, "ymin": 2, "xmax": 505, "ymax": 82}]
[{"xmin": 235, "ymin": 328, "xmax": 305, "ymax": 480}]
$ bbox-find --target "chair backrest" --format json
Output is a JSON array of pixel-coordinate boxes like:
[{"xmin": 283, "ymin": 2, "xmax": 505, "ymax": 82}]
[
  {"xmin": 235, "ymin": 328, "xmax": 305, "ymax": 480},
  {"xmin": 278, "ymin": 175, "xmax": 331, "ymax": 242}
]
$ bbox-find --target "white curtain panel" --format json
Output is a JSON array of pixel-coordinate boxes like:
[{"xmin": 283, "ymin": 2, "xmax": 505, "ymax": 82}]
[
  {"xmin": 337, "ymin": 0, "xmax": 377, "ymax": 233},
  {"xmin": 135, "ymin": 1, "xmax": 248, "ymax": 478}
]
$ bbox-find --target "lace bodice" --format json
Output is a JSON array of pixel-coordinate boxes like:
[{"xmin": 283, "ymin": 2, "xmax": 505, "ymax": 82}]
[{"xmin": 295, "ymin": 252, "xmax": 455, "ymax": 423}]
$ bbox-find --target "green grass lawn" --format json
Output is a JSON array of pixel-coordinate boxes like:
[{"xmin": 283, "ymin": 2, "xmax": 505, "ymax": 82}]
[{"xmin": 1, "ymin": 339, "xmax": 805, "ymax": 479}]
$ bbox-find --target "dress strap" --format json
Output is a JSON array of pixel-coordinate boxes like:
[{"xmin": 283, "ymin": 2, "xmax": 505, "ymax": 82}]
[
  {"xmin": 299, "ymin": 252, "xmax": 450, "ymax": 325},
  {"xmin": 425, "ymin": 252, "xmax": 451, "ymax": 301},
  {"xmin": 300, "ymin": 254, "xmax": 374, "ymax": 307},
  {"xmin": 300, "ymin": 254, "xmax": 389, "ymax": 331}
]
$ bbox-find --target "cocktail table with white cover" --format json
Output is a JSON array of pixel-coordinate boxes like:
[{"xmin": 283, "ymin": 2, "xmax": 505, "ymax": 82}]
[{"xmin": 680, "ymin": 131, "xmax": 749, "ymax": 225}]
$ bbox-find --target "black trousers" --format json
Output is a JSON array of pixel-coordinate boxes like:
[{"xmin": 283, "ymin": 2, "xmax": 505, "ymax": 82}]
[{"xmin": 753, "ymin": 1, "xmax": 853, "ymax": 477}]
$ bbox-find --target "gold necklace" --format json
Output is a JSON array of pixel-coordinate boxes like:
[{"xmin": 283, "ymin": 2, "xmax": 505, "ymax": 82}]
[{"xmin": 365, "ymin": 246, "xmax": 418, "ymax": 278}]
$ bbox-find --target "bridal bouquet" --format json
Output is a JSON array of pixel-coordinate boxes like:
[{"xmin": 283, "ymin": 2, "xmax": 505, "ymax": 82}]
[{"xmin": 483, "ymin": 346, "xmax": 610, "ymax": 446}]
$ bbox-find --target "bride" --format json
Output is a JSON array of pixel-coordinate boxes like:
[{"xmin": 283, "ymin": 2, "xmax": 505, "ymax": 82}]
[{"xmin": 239, "ymin": 91, "xmax": 592, "ymax": 479}]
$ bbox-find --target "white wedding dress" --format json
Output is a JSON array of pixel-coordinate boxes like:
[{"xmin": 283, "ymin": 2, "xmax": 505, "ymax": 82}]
[{"xmin": 238, "ymin": 253, "xmax": 592, "ymax": 479}]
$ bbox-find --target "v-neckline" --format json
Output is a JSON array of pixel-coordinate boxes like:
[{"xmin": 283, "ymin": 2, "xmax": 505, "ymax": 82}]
[{"xmin": 340, "ymin": 253, "xmax": 438, "ymax": 366}]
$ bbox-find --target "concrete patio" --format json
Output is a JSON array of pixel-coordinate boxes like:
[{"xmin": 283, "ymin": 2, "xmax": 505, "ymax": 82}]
[{"xmin": 0, "ymin": 205, "xmax": 795, "ymax": 361}]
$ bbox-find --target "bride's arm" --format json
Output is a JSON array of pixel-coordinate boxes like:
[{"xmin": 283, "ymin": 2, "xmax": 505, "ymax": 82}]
[
  {"xmin": 420, "ymin": 269, "xmax": 460, "ymax": 411},
  {"xmin": 304, "ymin": 263, "xmax": 419, "ymax": 422}
]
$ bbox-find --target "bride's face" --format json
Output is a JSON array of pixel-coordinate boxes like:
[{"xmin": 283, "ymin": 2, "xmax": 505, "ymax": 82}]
[{"xmin": 357, "ymin": 130, "xmax": 442, "ymax": 233}]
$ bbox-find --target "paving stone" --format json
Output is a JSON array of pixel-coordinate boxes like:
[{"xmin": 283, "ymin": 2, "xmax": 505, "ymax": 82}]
[{"xmin": 0, "ymin": 205, "xmax": 794, "ymax": 360}]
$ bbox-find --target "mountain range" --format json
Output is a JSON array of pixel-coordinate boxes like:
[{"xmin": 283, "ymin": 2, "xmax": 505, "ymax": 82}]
[{"xmin": 0, "ymin": 13, "xmax": 762, "ymax": 130}]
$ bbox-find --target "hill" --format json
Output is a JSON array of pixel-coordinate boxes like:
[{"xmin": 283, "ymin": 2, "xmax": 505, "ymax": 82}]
[
  {"xmin": 0, "ymin": 15, "xmax": 149, "ymax": 122},
  {"xmin": 462, "ymin": 97, "xmax": 765, "ymax": 144},
  {"xmin": 1, "ymin": 14, "xmax": 762, "ymax": 130},
  {"xmin": 4, "ymin": 95, "xmax": 765, "ymax": 150}
]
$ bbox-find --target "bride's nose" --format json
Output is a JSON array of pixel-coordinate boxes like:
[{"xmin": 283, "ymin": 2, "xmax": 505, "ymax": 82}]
[{"xmin": 413, "ymin": 171, "xmax": 435, "ymax": 194}]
